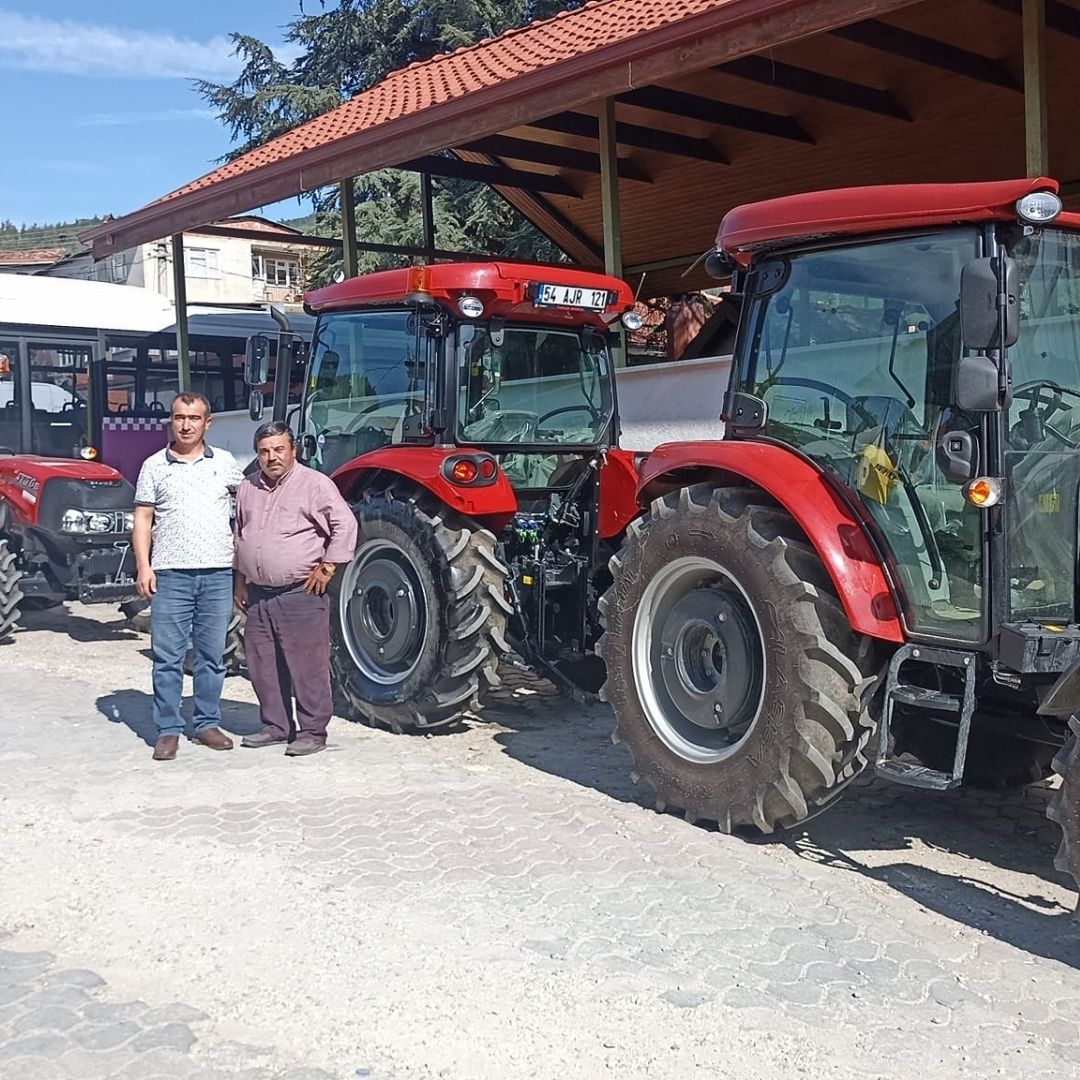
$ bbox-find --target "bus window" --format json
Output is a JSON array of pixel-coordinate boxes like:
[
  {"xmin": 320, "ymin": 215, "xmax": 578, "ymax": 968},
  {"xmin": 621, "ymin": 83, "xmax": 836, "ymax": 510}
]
[{"xmin": 28, "ymin": 341, "xmax": 91, "ymax": 458}]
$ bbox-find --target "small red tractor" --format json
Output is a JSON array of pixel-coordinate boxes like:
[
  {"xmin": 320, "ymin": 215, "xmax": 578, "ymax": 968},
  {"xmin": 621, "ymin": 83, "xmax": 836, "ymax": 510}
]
[
  {"xmin": 246, "ymin": 262, "xmax": 642, "ymax": 730},
  {"xmin": 0, "ymin": 356, "xmax": 137, "ymax": 642}
]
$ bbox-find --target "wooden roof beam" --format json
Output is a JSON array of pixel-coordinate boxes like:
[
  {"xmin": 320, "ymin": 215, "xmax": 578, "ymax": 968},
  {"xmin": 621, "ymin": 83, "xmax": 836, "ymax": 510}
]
[
  {"xmin": 982, "ymin": 0, "xmax": 1080, "ymax": 41},
  {"xmin": 617, "ymin": 86, "xmax": 814, "ymax": 143},
  {"xmin": 527, "ymin": 112, "xmax": 728, "ymax": 164},
  {"xmin": 457, "ymin": 134, "xmax": 651, "ymax": 183},
  {"xmin": 396, "ymin": 155, "xmax": 581, "ymax": 197},
  {"xmin": 832, "ymin": 20, "xmax": 1020, "ymax": 91},
  {"xmin": 718, "ymin": 55, "xmax": 911, "ymax": 121}
]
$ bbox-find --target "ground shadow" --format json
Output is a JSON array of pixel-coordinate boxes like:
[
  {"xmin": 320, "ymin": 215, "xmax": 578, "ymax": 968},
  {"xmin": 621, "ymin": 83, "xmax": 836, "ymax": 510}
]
[
  {"xmin": 487, "ymin": 665, "xmax": 1079, "ymax": 960},
  {"xmin": 15, "ymin": 605, "xmax": 138, "ymax": 644},
  {"xmin": 96, "ymin": 689, "xmax": 262, "ymax": 747}
]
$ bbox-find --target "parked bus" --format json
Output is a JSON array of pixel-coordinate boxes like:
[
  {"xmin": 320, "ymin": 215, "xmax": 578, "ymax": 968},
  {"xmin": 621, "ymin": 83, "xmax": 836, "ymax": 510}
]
[{"xmin": 0, "ymin": 274, "xmax": 313, "ymax": 481}]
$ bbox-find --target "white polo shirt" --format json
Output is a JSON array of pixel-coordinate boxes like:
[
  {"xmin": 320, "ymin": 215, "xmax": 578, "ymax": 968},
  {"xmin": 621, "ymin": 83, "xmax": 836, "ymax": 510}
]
[{"xmin": 134, "ymin": 444, "xmax": 244, "ymax": 571}]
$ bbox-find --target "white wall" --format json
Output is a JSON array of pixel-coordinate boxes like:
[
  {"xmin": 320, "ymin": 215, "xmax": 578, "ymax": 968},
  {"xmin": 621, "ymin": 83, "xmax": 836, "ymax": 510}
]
[{"xmin": 615, "ymin": 354, "xmax": 732, "ymax": 450}]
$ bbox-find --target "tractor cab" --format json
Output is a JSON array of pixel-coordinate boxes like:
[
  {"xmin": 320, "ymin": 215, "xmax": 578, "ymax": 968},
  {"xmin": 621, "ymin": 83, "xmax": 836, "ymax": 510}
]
[{"xmin": 285, "ymin": 262, "xmax": 638, "ymax": 728}]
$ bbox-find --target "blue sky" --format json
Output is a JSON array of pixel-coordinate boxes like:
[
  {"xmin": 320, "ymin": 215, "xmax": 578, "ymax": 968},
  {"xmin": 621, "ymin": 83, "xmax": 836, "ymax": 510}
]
[{"xmin": 1, "ymin": 2, "xmax": 310, "ymax": 231}]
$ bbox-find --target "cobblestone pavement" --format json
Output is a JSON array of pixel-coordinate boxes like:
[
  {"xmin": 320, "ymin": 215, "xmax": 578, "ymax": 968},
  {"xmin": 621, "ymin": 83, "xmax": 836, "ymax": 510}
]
[{"xmin": 2, "ymin": 603, "xmax": 1080, "ymax": 1079}]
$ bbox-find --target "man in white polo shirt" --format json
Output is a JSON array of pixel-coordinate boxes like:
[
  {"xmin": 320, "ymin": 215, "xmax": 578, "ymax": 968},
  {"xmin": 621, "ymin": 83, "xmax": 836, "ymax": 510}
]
[{"xmin": 132, "ymin": 392, "xmax": 244, "ymax": 761}]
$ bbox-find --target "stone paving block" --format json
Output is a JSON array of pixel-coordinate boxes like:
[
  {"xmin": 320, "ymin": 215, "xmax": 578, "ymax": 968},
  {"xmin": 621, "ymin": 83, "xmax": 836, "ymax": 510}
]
[
  {"xmin": 140, "ymin": 1004, "xmax": 208, "ymax": 1027},
  {"xmin": 70, "ymin": 1019, "xmax": 141, "ymax": 1050},
  {"xmin": 130, "ymin": 1022, "xmax": 197, "ymax": 1054},
  {"xmin": 80, "ymin": 1001, "xmax": 149, "ymax": 1024},
  {"xmin": 41, "ymin": 969, "xmax": 105, "ymax": 990},
  {"xmin": 10, "ymin": 1006, "xmax": 81, "ymax": 1034}
]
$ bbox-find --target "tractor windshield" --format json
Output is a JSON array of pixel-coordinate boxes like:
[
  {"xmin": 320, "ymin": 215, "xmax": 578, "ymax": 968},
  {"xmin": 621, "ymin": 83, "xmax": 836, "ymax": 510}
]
[
  {"xmin": 1001, "ymin": 225, "xmax": 1080, "ymax": 622},
  {"xmin": 456, "ymin": 323, "xmax": 613, "ymax": 451},
  {"xmin": 742, "ymin": 229, "xmax": 984, "ymax": 640}
]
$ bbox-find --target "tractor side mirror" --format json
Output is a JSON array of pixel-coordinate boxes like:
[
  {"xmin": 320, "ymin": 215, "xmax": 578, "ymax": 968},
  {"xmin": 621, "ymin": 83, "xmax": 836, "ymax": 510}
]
[
  {"xmin": 245, "ymin": 334, "xmax": 271, "ymax": 386},
  {"xmin": 298, "ymin": 432, "xmax": 317, "ymax": 462},
  {"xmin": 956, "ymin": 354, "xmax": 1005, "ymax": 412},
  {"xmin": 960, "ymin": 256, "xmax": 1018, "ymax": 352},
  {"xmin": 248, "ymin": 388, "xmax": 265, "ymax": 423}
]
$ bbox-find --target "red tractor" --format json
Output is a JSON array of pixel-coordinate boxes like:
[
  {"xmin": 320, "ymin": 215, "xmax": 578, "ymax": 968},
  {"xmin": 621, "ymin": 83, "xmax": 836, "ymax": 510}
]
[
  {"xmin": 0, "ymin": 354, "xmax": 136, "ymax": 642},
  {"xmin": 598, "ymin": 177, "xmax": 1080, "ymax": 886},
  {"xmin": 252, "ymin": 263, "xmax": 641, "ymax": 732}
]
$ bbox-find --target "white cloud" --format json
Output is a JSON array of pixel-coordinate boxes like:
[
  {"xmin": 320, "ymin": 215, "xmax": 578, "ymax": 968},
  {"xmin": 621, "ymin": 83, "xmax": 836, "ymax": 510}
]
[
  {"xmin": 0, "ymin": 9, "xmax": 246, "ymax": 80},
  {"xmin": 78, "ymin": 108, "xmax": 218, "ymax": 127}
]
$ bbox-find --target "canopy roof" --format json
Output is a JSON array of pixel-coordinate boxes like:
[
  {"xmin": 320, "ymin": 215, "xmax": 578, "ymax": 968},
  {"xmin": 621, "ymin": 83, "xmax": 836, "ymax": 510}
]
[{"xmin": 82, "ymin": 0, "xmax": 1080, "ymax": 298}]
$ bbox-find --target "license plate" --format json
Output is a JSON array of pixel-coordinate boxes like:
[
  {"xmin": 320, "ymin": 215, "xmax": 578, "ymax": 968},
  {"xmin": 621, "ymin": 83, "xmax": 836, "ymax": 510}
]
[{"xmin": 533, "ymin": 283, "xmax": 609, "ymax": 311}]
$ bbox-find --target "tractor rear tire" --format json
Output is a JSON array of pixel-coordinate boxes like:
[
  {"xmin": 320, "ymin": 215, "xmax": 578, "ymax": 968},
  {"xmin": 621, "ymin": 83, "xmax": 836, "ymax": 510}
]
[
  {"xmin": 599, "ymin": 485, "xmax": 878, "ymax": 832},
  {"xmin": 894, "ymin": 713, "xmax": 1056, "ymax": 789},
  {"xmin": 1047, "ymin": 717, "xmax": 1080, "ymax": 900},
  {"xmin": 330, "ymin": 486, "xmax": 510, "ymax": 734},
  {"xmin": 0, "ymin": 538, "xmax": 23, "ymax": 643}
]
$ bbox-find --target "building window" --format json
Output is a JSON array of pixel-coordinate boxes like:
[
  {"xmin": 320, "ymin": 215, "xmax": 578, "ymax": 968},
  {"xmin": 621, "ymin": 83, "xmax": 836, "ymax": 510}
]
[
  {"xmin": 101, "ymin": 253, "xmax": 129, "ymax": 284},
  {"xmin": 253, "ymin": 253, "xmax": 300, "ymax": 288},
  {"xmin": 185, "ymin": 247, "xmax": 221, "ymax": 278}
]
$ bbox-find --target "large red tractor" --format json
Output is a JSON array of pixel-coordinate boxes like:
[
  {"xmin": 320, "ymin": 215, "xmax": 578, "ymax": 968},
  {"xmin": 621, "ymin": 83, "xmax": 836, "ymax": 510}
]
[
  {"xmin": 598, "ymin": 178, "xmax": 1080, "ymax": 884},
  {"xmin": 249, "ymin": 263, "xmax": 641, "ymax": 732}
]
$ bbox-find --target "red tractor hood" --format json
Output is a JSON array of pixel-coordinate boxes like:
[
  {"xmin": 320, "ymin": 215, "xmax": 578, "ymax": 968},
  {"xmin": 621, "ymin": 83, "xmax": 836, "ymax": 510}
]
[{"xmin": 0, "ymin": 455, "xmax": 126, "ymax": 485}]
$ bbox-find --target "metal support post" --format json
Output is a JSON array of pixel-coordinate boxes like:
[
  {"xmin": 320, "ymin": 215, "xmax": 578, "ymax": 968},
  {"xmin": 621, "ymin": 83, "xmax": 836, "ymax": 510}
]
[
  {"xmin": 598, "ymin": 97, "xmax": 623, "ymax": 279},
  {"xmin": 1023, "ymin": 0, "xmax": 1049, "ymax": 177},
  {"xmin": 420, "ymin": 173, "xmax": 436, "ymax": 262},
  {"xmin": 340, "ymin": 178, "xmax": 358, "ymax": 279},
  {"xmin": 170, "ymin": 234, "xmax": 191, "ymax": 393}
]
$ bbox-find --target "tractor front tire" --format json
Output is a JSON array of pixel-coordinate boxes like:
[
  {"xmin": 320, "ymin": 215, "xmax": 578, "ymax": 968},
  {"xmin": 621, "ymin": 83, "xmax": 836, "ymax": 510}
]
[
  {"xmin": 1048, "ymin": 717, "xmax": 1080, "ymax": 901},
  {"xmin": 599, "ymin": 485, "xmax": 878, "ymax": 831},
  {"xmin": 330, "ymin": 486, "xmax": 510, "ymax": 734},
  {"xmin": 0, "ymin": 538, "xmax": 23, "ymax": 643}
]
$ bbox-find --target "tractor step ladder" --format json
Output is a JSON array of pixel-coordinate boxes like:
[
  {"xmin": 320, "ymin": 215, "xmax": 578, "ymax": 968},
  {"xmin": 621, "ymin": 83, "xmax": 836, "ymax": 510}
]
[{"xmin": 875, "ymin": 643, "xmax": 976, "ymax": 791}]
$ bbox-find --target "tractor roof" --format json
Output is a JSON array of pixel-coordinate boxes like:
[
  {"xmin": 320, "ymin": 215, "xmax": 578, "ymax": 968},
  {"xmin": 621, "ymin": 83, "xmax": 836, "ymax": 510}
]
[
  {"xmin": 717, "ymin": 178, "xmax": 1080, "ymax": 256},
  {"xmin": 305, "ymin": 261, "xmax": 634, "ymax": 327}
]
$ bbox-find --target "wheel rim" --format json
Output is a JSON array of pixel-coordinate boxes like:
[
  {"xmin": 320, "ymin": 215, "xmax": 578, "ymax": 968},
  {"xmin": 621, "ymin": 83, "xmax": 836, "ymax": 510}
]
[
  {"xmin": 631, "ymin": 555, "xmax": 766, "ymax": 764},
  {"xmin": 339, "ymin": 538, "xmax": 427, "ymax": 685}
]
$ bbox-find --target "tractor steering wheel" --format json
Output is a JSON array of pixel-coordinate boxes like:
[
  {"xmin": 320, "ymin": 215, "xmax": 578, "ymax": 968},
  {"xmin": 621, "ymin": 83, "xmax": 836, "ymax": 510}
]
[
  {"xmin": 1011, "ymin": 380, "xmax": 1080, "ymax": 449},
  {"xmin": 537, "ymin": 404, "xmax": 600, "ymax": 428}
]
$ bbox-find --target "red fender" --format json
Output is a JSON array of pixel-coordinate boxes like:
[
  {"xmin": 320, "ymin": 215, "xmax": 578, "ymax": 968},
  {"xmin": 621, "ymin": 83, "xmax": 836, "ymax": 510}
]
[
  {"xmin": 330, "ymin": 446, "xmax": 518, "ymax": 530},
  {"xmin": 597, "ymin": 448, "xmax": 641, "ymax": 540},
  {"xmin": 637, "ymin": 441, "xmax": 904, "ymax": 644}
]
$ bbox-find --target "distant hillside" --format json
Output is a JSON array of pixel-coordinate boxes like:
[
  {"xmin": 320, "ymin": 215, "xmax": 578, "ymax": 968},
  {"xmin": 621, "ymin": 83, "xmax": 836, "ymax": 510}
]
[
  {"xmin": 278, "ymin": 213, "xmax": 318, "ymax": 234},
  {"xmin": 0, "ymin": 217, "xmax": 109, "ymax": 253}
]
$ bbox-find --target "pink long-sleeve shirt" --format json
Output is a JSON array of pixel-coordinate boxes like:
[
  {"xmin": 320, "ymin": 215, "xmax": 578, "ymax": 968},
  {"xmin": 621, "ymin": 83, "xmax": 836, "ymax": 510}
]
[{"xmin": 234, "ymin": 462, "xmax": 358, "ymax": 587}]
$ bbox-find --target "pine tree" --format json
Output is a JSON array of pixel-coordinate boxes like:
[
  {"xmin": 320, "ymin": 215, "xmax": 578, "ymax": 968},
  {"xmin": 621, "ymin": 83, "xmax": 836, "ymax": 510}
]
[{"xmin": 196, "ymin": 0, "xmax": 583, "ymax": 283}]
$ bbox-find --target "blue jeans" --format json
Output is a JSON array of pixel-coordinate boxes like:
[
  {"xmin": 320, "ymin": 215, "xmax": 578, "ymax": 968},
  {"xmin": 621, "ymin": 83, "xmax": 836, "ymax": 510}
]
[{"xmin": 150, "ymin": 569, "xmax": 233, "ymax": 737}]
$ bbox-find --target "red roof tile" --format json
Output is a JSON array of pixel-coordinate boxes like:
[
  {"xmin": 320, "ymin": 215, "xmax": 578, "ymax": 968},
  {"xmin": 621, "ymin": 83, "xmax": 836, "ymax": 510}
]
[
  {"xmin": 0, "ymin": 247, "xmax": 68, "ymax": 266},
  {"xmin": 158, "ymin": 0, "xmax": 737, "ymax": 203}
]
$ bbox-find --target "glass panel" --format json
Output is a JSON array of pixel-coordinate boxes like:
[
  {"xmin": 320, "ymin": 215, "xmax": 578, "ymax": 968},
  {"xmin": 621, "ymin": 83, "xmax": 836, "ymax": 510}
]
[
  {"xmin": 1002, "ymin": 225, "xmax": 1080, "ymax": 621},
  {"xmin": 0, "ymin": 341, "xmax": 22, "ymax": 453},
  {"xmin": 303, "ymin": 311, "xmax": 424, "ymax": 475},
  {"xmin": 28, "ymin": 341, "xmax": 92, "ymax": 459},
  {"xmin": 746, "ymin": 230, "xmax": 984, "ymax": 639}
]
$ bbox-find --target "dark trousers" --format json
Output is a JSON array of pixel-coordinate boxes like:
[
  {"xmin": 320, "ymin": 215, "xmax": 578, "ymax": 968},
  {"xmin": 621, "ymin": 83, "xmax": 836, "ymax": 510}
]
[{"xmin": 245, "ymin": 583, "xmax": 333, "ymax": 742}]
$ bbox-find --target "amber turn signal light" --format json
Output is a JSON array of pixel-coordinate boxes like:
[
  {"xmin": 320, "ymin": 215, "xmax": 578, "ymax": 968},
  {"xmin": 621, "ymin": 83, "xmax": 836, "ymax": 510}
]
[{"xmin": 963, "ymin": 476, "xmax": 1003, "ymax": 508}]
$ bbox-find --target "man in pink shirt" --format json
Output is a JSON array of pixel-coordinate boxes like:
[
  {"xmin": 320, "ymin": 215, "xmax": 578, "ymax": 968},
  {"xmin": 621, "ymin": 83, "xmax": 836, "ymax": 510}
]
[{"xmin": 234, "ymin": 422, "xmax": 358, "ymax": 755}]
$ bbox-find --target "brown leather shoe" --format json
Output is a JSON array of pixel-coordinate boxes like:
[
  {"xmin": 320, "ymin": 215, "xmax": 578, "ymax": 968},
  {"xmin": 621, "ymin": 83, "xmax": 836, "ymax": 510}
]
[
  {"xmin": 241, "ymin": 730, "xmax": 287, "ymax": 749},
  {"xmin": 195, "ymin": 727, "xmax": 234, "ymax": 751},
  {"xmin": 284, "ymin": 736, "xmax": 326, "ymax": 757},
  {"xmin": 152, "ymin": 735, "xmax": 179, "ymax": 761}
]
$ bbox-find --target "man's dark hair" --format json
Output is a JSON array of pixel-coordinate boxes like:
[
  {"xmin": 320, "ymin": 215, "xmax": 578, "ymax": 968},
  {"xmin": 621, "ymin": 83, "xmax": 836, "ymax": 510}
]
[
  {"xmin": 253, "ymin": 421, "xmax": 295, "ymax": 449},
  {"xmin": 171, "ymin": 391, "xmax": 212, "ymax": 417}
]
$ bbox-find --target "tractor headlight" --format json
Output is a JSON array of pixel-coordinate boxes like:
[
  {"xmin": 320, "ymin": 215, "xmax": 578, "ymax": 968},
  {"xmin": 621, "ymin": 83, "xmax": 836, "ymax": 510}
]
[
  {"xmin": 621, "ymin": 311, "xmax": 643, "ymax": 331},
  {"xmin": 1016, "ymin": 191, "xmax": 1062, "ymax": 225},
  {"xmin": 86, "ymin": 513, "xmax": 113, "ymax": 533},
  {"xmin": 122, "ymin": 512, "xmax": 135, "ymax": 533},
  {"xmin": 457, "ymin": 295, "xmax": 484, "ymax": 319},
  {"xmin": 61, "ymin": 509, "xmax": 89, "ymax": 534}
]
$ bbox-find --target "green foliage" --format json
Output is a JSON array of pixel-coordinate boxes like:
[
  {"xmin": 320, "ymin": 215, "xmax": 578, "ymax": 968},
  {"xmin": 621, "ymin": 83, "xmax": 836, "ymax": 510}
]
[
  {"xmin": 0, "ymin": 217, "xmax": 107, "ymax": 253},
  {"xmin": 197, "ymin": 0, "xmax": 582, "ymax": 284}
]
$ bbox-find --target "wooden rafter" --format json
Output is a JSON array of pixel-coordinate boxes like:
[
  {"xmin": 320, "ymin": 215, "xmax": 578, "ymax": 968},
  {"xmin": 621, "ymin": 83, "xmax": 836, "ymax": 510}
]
[
  {"xmin": 617, "ymin": 86, "xmax": 814, "ymax": 143},
  {"xmin": 832, "ymin": 20, "xmax": 1020, "ymax": 90},
  {"xmin": 527, "ymin": 112, "xmax": 728, "ymax": 164},
  {"xmin": 983, "ymin": 0, "xmax": 1080, "ymax": 40},
  {"xmin": 397, "ymin": 155, "xmax": 581, "ymax": 197},
  {"xmin": 458, "ymin": 134, "xmax": 651, "ymax": 182},
  {"xmin": 718, "ymin": 55, "xmax": 911, "ymax": 120}
]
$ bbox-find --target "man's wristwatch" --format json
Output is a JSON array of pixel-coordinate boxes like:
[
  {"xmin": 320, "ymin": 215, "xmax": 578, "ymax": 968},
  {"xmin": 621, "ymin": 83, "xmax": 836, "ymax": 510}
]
[{"xmin": 319, "ymin": 562, "xmax": 336, "ymax": 578}]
